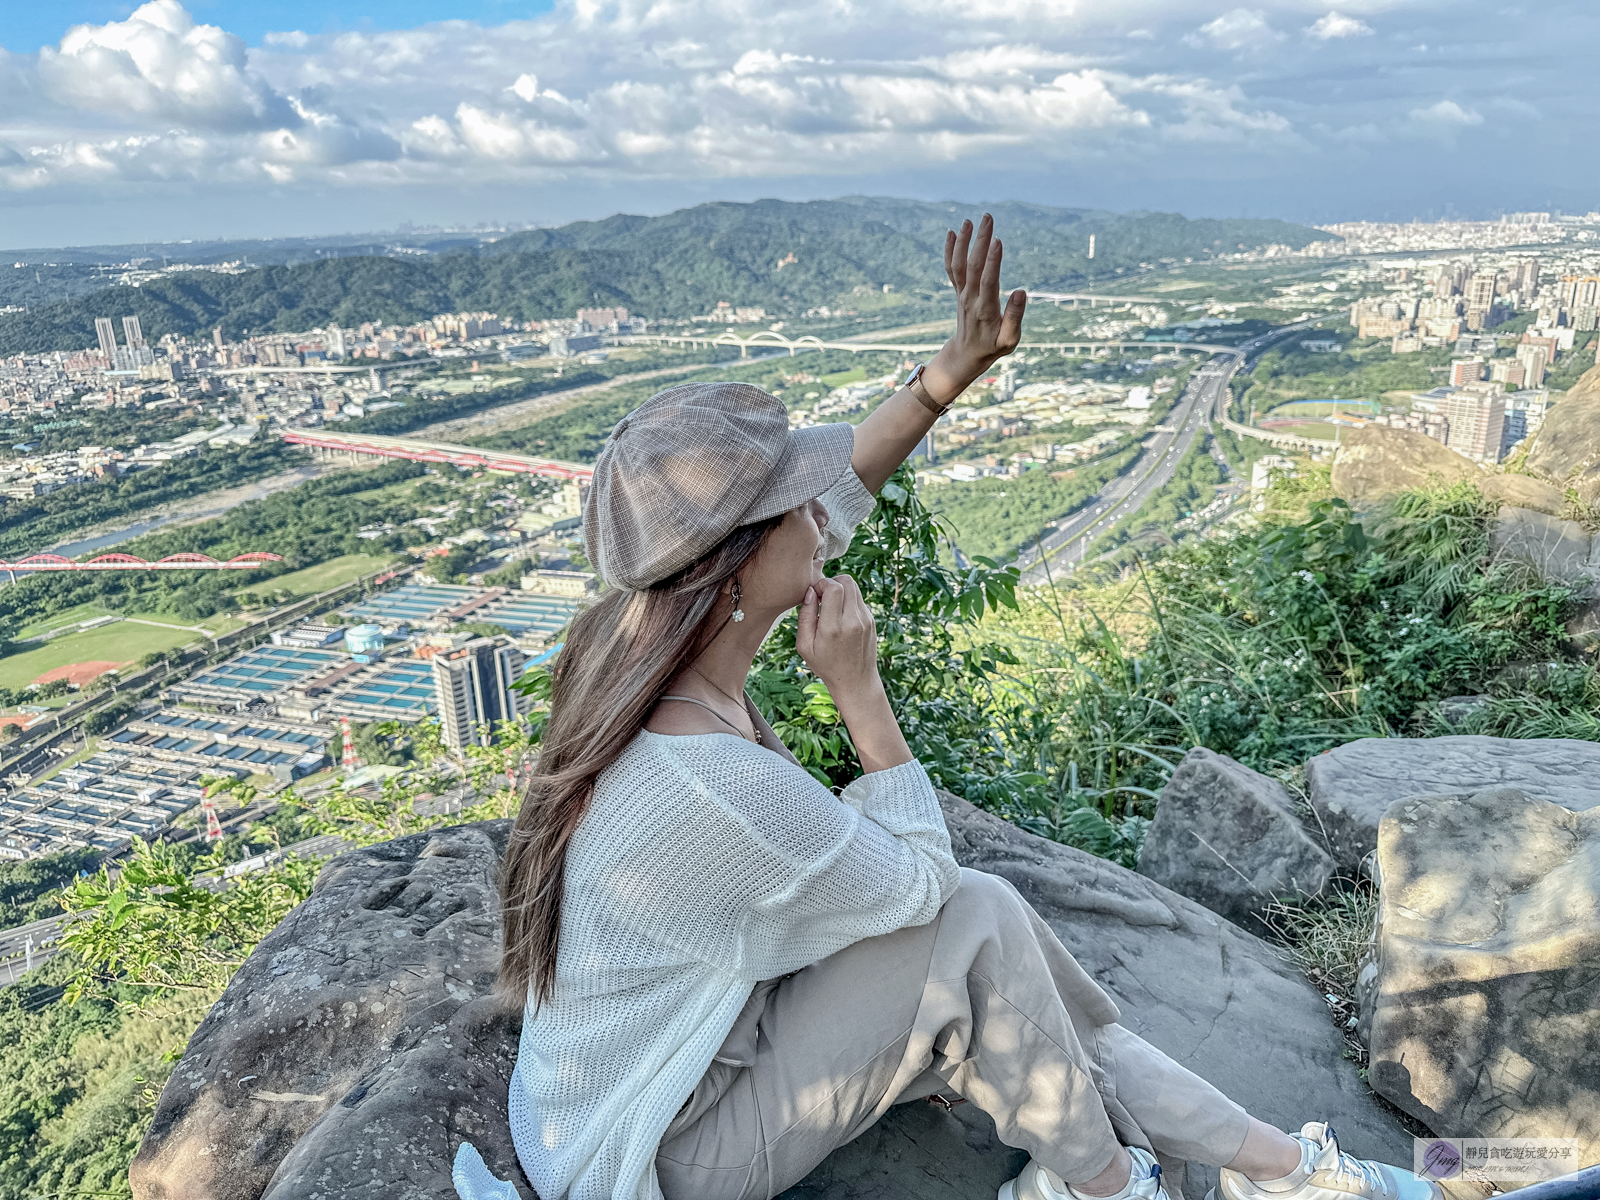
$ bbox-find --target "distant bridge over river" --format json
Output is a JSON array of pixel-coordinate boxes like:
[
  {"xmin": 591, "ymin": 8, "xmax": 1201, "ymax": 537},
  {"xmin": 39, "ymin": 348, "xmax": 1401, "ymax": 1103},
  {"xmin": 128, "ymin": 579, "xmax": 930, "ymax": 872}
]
[{"xmin": 628, "ymin": 332, "xmax": 1234, "ymax": 358}]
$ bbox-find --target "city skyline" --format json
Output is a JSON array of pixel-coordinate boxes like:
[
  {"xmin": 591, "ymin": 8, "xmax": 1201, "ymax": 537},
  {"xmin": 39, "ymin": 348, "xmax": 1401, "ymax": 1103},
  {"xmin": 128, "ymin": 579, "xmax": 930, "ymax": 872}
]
[{"xmin": 2, "ymin": 1, "xmax": 1598, "ymax": 248}]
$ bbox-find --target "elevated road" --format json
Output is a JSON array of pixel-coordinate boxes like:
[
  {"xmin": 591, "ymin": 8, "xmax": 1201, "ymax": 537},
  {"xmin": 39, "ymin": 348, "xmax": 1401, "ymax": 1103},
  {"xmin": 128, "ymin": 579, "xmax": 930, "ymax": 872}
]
[{"xmin": 283, "ymin": 429, "xmax": 593, "ymax": 482}]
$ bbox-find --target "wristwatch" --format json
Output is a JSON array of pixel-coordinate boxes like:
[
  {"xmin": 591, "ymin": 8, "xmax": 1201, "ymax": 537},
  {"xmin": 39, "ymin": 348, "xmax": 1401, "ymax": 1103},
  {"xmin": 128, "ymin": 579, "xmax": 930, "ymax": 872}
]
[{"xmin": 904, "ymin": 362, "xmax": 950, "ymax": 416}]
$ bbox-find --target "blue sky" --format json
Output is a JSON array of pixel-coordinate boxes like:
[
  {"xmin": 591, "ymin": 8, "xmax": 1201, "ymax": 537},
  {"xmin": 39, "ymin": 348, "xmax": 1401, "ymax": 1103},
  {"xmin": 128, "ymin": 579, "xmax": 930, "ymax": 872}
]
[
  {"xmin": 2, "ymin": 2, "xmax": 555, "ymax": 51},
  {"xmin": 2, "ymin": 1, "xmax": 1596, "ymax": 248}
]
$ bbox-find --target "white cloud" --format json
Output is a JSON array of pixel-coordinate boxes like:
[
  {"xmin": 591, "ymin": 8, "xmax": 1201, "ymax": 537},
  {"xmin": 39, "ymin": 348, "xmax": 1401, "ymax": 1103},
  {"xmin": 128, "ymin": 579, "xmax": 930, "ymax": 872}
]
[
  {"xmin": 0, "ymin": 0, "xmax": 1561, "ymax": 212},
  {"xmin": 1185, "ymin": 9, "xmax": 1284, "ymax": 52},
  {"xmin": 37, "ymin": 0, "xmax": 293, "ymax": 130},
  {"xmin": 1410, "ymin": 99, "xmax": 1483, "ymax": 126},
  {"xmin": 1307, "ymin": 12, "xmax": 1374, "ymax": 39}
]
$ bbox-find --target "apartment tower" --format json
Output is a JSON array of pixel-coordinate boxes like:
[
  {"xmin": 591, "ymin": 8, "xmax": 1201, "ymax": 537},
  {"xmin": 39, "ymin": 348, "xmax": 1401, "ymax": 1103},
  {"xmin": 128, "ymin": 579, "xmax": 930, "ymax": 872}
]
[{"xmin": 432, "ymin": 638, "xmax": 534, "ymax": 751}]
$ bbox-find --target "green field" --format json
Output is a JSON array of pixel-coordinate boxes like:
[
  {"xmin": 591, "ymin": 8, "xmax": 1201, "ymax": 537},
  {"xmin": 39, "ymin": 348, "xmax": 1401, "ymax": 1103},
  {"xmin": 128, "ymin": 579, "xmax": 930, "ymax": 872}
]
[
  {"xmin": 18, "ymin": 605, "xmax": 242, "ymax": 641},
  {"xmin": 16, "ymin": 603, "xmax": 116, "ymax": 640},
  {"xmin": 243, "ymin": 554, "xmax": 395, "ymax": 602},
  {"xmin": 820, "ymin": 366, "xmax": 868, "ymax": 388},
  {"xmin": 0, "ymin": 621, "xmax": 197, "ymax": 690},
  {"xmin": 1260, "ymin": 421, "xmax": 1341, "ymax": 440}
]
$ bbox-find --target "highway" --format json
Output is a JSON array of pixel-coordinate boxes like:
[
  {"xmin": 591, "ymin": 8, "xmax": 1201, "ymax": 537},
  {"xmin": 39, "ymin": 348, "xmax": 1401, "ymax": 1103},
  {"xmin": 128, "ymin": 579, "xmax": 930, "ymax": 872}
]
[{"xmin": 1014, "ymin": 315, "xmax": 1330, "ymax": 584}]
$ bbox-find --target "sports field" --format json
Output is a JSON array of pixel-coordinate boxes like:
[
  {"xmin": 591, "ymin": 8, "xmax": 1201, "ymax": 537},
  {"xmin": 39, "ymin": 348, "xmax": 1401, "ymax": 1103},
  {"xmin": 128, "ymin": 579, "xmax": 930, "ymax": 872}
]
[
  {"xmin": 0, "ymin": 621, "xmax": 197, "ymax": 691},
  {"xmin": 248, "ymin": 554, "xmax": 395, "ymax": 602}
]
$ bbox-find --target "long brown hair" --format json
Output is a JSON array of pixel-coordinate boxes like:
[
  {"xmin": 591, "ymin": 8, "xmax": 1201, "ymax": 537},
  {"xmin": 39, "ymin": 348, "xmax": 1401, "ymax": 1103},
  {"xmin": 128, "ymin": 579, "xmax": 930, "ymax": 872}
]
[{"xmin": 498, "ymin": 515, "xmax": 783, "ymax": 1008}]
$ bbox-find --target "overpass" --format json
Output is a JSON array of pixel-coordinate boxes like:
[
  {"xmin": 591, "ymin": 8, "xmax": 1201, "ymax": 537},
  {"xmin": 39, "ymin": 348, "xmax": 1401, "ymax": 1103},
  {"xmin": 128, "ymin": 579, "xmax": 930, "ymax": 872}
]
[
  {"xmin": 628, "ymin": 331, "xmax": 1234, "ymax": 358},
  {"xmin": 284, "ymin": 429, "xmax": 593, "ymax": 482},
  {"xmin": 1025, "ymin": 291, "xmax": 1169, "ymax": 306},
  {"xmin": 1219, "ymin": 414, "xmax": 1339, "ymax": 452}
]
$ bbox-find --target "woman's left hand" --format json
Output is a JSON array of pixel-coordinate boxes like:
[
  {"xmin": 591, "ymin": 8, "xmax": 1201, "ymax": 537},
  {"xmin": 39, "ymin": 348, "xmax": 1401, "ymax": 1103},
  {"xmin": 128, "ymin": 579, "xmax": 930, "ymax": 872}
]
[{"xmin": 923, "ymin": 213, "xmax": 1027, "ymax": 404}]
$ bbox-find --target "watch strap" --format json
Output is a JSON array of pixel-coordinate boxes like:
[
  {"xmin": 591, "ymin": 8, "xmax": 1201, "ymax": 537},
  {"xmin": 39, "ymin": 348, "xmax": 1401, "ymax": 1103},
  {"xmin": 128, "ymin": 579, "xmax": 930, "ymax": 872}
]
[{"xmin": 905, "ymin": 363, "xmax": 949, "ymax": 416}]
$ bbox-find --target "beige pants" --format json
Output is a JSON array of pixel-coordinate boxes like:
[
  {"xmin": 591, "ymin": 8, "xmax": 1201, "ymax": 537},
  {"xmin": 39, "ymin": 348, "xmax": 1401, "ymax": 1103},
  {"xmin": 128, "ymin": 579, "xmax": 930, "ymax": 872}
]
[{"xmin": 656, "ymin": 869, "xmax": 1252, "ymax": 1200}]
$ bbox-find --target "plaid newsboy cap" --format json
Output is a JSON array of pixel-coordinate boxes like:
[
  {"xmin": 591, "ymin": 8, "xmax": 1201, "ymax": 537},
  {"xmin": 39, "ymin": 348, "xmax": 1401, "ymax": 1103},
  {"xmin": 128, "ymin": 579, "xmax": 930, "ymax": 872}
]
[{"xmin": 582, "ymin": 381, "xmax": 854, "ymax": 590}]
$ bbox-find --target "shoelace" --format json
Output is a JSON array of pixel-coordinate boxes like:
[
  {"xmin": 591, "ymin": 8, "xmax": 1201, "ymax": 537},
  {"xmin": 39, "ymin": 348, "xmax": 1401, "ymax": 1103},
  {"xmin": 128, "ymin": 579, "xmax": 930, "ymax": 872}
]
[{"xmin": 1320, "ymin": 1128, "xmax": 1389, "ymax": 1197}]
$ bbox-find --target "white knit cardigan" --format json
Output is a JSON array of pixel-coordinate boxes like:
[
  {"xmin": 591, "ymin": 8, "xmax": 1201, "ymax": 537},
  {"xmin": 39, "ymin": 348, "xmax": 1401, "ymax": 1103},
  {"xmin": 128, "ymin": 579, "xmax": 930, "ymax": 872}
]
[{"xmin": 454, "ymin": 468, "xmax": 962, "ymax": 1200}]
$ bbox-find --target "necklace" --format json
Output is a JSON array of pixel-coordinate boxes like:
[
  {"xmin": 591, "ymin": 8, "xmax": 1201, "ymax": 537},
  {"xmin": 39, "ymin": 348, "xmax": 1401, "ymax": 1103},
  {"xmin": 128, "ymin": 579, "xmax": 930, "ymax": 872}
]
[{"xmin": 688, "ymin": 665, "xmax": 762, "ymax": 744}]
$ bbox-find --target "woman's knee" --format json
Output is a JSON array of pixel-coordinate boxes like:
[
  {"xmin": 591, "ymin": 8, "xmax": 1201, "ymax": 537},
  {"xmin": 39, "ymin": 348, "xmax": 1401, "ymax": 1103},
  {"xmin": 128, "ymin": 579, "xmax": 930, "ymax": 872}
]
[{"xmin": 939, "ymin": 867, "xmax": 1027, "ymax": 926}]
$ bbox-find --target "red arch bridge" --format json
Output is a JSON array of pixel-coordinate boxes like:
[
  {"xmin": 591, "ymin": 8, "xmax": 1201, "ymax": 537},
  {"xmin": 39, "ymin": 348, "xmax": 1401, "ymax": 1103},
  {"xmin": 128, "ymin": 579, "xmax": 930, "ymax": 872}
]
[{"xmin": 1, "ymin": 552, "xmax": 283, "ymax": 578}]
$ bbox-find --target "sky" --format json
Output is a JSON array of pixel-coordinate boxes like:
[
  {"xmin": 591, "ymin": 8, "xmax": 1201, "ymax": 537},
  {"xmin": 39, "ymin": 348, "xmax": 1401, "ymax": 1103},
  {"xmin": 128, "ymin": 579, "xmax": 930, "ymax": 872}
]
[{"xmin": 1, "ymin": 0, "xmax": 1595, "ymax": 249}]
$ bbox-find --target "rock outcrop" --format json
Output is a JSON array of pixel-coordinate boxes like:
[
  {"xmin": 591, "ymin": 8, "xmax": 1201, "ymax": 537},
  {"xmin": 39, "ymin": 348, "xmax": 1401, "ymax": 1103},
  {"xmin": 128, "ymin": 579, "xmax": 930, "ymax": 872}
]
[
  {"xmin": 1137, "ymin": 748, "xmax": 1336, "ymax": 932},
  {"xmin": 130, "ymin": 821, "xmax": 530, "ymax": 1200},
  {"xmin": 1478, "ymin": 473, "xmax": 1567, "ymax": 516},
  {"xmin": 1493, "ymin": 505, "xmax": 1599, "ymax": 595},
  {"xmin": 1527, "ymin": 367, "xmax": 1600, "ymax": 502},
  {"xmin": 133, "ymin": 798, "xmax": 1415, "ymax": 1200},
  {"xmin": 1362, "ymin": 788, "xmax": 1600, "ymax": 1173},
  {"xmin": 1305, "ymin": 735, "xmax": 1600, "ymax": 873},
  {"xmin": 1331, "ymin": 426, "xmax": 1479, "ymax": 508}
]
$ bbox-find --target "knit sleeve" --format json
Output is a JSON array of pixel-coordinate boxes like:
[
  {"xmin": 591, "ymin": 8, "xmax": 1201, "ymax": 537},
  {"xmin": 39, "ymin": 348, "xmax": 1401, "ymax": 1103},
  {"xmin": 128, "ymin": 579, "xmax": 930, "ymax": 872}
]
[
  {"xmin": 815, "ymin": 465, "xmax": 874, "ymax": 562},
  {"xmin": 604, "ymin": 740, "xmax": 959, "ymax": 981}
]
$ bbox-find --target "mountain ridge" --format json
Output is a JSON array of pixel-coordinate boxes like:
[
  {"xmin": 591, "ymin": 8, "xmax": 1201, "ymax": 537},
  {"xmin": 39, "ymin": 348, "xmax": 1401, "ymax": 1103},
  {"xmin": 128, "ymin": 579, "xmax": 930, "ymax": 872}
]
[{"xmin": 0, "ymin": 197, "xmax": 1332, "ymax": 354}]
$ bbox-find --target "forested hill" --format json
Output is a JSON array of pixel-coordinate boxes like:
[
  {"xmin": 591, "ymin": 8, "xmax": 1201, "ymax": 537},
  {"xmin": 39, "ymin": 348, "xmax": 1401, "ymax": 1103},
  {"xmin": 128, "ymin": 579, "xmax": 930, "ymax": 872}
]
[{"xmin": 0, "ymin": 197, "xmax": 1330, "ymax": 353}]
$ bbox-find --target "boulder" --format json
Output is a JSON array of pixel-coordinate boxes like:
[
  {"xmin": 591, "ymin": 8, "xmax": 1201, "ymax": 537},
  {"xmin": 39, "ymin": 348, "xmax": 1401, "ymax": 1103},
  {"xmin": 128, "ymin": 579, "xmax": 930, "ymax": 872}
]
[
  {"xmin": 1492, "ymin": 505, "xmax": 1598, "ymax": 594},
  {"xmin": 129, "ymin": 821, "xmax": 531, "ymax": 1200},
  {"xmin": 1305, "ymin": 736, "xmax": 1600, "ymax": 874},
  {"xmin": 1527, "ymin": 369, "xmax": 1600, "ymax": 502},
  {"xmin": 1362, "ymin": 788, "xmax": 1600, "ymax": 1175},
  {"xmin": 134, "ymin": 799, "xmax": 1415, "ymax": 1200},
  {"xmin": 1567, "ymin": 598, "xmax": 1600, "ymax": 655},
  {"xmin": 1137, "ymin": 748, "xmax": 1336, "ymax": 933},
  {"xmin": 1331, "ymin": 426, "xmax": 1479, "ymax": 509},
  {"xmin": 1478, "ymin": 473, "xmax": 1567, "ymax": 517}
]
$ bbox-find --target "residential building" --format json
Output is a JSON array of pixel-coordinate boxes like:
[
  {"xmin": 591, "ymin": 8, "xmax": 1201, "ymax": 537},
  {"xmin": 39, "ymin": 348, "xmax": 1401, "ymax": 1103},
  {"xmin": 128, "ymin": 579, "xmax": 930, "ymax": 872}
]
[
  {"xmin": 1515, "ymin": 343, "xmax": 1550, "ymax": 387},
  {"xmin": 94, "ymin": 317, "xmax": 117, "ymax": 361},
  {"xmin": 1444, "ymin": 382, "xmax": 1507, "ymax": 463},
  {"xmin": 432, "ymin": 638, "xmax": 533, "ymax": 750},
  {"xmin": 1449, "ymin": 358, "xmax": 1486, "ymax": 386},
  {"xmin": 1559, "ymin": 275, "xmax": 1600, "ymax": 310},
  {"xmin": 1489, "ymin": 359, "xmax": 1526, "ymax": 388}
]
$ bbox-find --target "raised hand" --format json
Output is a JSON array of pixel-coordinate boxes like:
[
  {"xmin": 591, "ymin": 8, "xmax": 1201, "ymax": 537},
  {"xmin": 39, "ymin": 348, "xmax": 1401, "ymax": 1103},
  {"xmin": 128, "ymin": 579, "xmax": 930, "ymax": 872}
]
[{"xmin": 925, "ymin": 213, "xmax": 1027, "ymax": 404}]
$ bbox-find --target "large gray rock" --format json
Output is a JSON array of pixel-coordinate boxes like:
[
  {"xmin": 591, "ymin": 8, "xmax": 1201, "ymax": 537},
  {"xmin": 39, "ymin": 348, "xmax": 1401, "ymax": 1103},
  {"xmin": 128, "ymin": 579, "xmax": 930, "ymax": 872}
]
[
  {"xmin": 1363, "ymin": 788, "xmax": 1600, "ymax": 1175},
  {"xmin": 130, "ymin": 821, "xmax": 529, "ymax": 1200},
  {"xmin": 1305, "ymin": 736, "xmax": 1600, "ymax": 873},
  {"xmin": 1527, "ymin": 370, "xmax": 1600, "ymax": 503},
  {"xmin": 1493, "ymin": 506, "xmax": 1598, "ymax": 595},
  {"xmin": 1137, "ymin": 748, "xmax": 1336, "ymax": 933},
  {"xmin": 135, "ymin": 798, "xmax": 1414, "ymax": 1200},
  {"xmin": 1331, "ymin": 426, "xmax": 1480, "ymax": 509},
  {"xmin": 1478, "ymin": 473, "xmax": 1568, "ymax": 517}
]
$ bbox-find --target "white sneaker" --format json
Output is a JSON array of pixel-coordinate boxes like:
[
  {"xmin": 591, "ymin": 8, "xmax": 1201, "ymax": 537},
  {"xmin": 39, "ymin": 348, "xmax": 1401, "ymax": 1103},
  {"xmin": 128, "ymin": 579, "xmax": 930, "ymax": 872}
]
[
  {"xmin": 1000, "ymin": 1146, "xmax": 1170, "ymax": 1200},
  {"xmin": 1207, "ymin": 1122, "xmax": 1443, "ymax": 1200}
]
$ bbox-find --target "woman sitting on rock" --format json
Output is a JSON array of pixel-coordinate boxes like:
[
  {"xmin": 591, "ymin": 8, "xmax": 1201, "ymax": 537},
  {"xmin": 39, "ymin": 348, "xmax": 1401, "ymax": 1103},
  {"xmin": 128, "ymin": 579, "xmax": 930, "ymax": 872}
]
[{"xmin": 453, "ymin": 215, "xmax": 1440, "ymax": 1200}]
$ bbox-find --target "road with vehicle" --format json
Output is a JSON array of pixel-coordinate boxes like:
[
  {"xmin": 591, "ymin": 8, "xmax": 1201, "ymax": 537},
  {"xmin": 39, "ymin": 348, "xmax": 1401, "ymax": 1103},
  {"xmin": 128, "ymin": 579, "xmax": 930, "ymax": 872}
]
[{"xmin": 1014, "ymin": 316, "xmax": 1329, "ymax": 585}]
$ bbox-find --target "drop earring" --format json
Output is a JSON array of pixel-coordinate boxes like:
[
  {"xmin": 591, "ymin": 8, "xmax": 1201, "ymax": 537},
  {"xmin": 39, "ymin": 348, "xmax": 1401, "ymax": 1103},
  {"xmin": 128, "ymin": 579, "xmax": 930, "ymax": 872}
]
[{"xmin": 730, "ymin": 579, "xmax": 745, "ymax": 622}]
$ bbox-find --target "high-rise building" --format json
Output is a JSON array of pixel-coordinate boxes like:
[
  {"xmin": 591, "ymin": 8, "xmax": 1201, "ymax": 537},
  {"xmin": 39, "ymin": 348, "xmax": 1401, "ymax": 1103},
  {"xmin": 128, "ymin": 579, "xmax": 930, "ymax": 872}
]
[
  {"xmin": 94, "ymin": 317, "xmax": 117, "ymax": 361},
  {"xmin": 122, "ymin": 315, "xmax": 144, "ymax": 349},
  {"xmin": 1515, "ymin": 343, "xmax": 1549, "ymax": 387},
  {"xmin": 1444, "ymin": 383, "xmax": 1507, "ymax": 463},
  {"xmin": 1560, "ymin": 275, "xmax": 1600, "ymax": 310},
  {"xmin": 432, "ymin": 638, "xmax": 534, "ymax": 751},
  {"xmin": 1449, "ymin": 358, "xmax": 1485, "ymax": 386}
]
